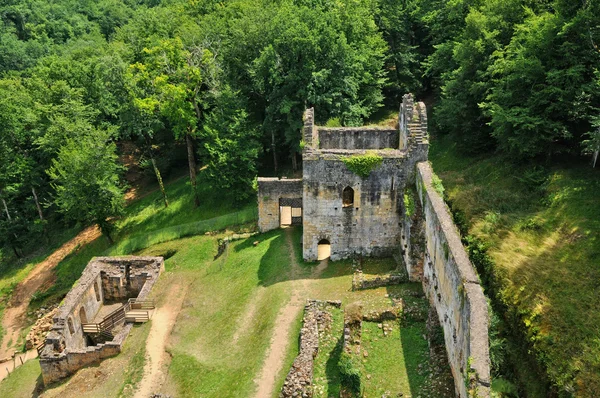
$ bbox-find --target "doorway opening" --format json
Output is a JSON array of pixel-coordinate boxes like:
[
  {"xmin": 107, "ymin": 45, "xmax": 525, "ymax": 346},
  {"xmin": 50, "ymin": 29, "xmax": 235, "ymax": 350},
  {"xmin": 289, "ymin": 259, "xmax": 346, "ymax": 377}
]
[
  {"xmin": 279, "ymin": 198, "xmax": 303, "ymax": 227},
  {"xmin": 317, "ymin": 239, "xmax": 331, "ymax": 261}
]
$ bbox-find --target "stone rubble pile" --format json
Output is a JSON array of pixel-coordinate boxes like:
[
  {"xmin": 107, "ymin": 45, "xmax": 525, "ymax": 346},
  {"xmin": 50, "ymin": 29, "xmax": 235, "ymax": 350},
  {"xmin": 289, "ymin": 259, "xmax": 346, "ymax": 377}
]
[
  {"xmin": 280, "ymin": 300, "xmax": 338, "ymax": 398},
  {"xmin": 26, "ymin": 307, "xmax": 58, "ymax": 350}
]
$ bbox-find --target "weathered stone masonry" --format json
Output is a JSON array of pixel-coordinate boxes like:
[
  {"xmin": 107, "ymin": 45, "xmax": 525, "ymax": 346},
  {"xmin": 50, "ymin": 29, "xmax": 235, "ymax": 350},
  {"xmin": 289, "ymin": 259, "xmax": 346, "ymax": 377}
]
[
  {"xmin": 258, "ymin": 93, "xmax": 428, "ymax": 261},
  {"xmin": 409, "ymin": 162, "xmax": 491, "ymax": 397},
  {"xmin": 257, "ymin": 93, "xmax": 490, "ymax": 397},
  {"xmin": 39, "ymin": 256, "xmax": 163, "ymax": 385}
]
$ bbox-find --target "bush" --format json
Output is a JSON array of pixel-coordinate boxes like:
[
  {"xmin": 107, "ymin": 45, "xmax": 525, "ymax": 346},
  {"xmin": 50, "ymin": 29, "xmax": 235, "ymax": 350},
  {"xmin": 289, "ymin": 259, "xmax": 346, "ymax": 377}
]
[
  {"xmin": 338, "ymin": 351, "xmax": 362, "ymax": 395},
  {"xmin": 342, "ymin": 152, "xmax": 383, "ymax": 178}
]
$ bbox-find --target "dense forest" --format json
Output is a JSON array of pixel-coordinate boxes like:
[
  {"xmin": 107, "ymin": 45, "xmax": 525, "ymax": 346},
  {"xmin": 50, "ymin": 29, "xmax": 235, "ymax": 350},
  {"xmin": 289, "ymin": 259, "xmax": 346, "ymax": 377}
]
[{"xmin": 0, "ymin": 0, "xmax": 598, "ymax": 395}]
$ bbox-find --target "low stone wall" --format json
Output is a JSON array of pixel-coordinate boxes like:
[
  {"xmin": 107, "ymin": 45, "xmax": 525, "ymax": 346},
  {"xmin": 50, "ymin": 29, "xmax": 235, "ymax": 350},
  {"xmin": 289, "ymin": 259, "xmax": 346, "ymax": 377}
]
[
  {"xmin": 351, "ymin": 270, "xmax": 408, "ymax": 291},
  {"xmin": 415, "ymin": 162, "xmax": 490, "ymax": 397},
  {"xmin": 257, "ymin": 178, "xmax": 303, "ymax": 232},
  {"xmin": 280, "ymin": 300, "xmax": 340, "ymax": 398}
]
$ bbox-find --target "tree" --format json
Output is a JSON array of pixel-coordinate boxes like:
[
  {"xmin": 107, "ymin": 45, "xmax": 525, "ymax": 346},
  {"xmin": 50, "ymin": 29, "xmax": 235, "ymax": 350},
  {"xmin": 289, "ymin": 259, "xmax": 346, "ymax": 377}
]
[
  {"xmin": 47, "ymin": 129, "xmax": 124, "ymax": 243},
  {"xmin": 200, "ymin": 87, "xmax": 261, "ymax": 201},
  {"xmin": 130, "ymin": 37, "xmax": 219, "ymax": 207}
]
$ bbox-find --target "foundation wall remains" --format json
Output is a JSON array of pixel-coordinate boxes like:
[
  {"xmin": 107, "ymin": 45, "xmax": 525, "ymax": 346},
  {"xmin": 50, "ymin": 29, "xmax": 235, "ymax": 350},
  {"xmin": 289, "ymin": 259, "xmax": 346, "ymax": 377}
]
[
  {"xmin": 257, "ymin": 178, "xmax": 303, "ymax": 233},
  {"xmin": 40, "ymin": 256, "xmax": 163, "ymax": 385},
  {"xmin": 413, "ymin": 162, "xmax": 490, "ymax": 397},
  {"xmin": 317, "ymin": 127, "xmax": 399, "ymax": 150}
]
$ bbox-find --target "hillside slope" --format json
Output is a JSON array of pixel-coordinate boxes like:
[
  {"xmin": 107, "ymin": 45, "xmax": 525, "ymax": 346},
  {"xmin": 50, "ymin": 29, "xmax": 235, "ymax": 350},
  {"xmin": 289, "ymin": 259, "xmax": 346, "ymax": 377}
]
[{"xmin": 430, "ymin": 135, "xmax": 600, "ymax": 397}]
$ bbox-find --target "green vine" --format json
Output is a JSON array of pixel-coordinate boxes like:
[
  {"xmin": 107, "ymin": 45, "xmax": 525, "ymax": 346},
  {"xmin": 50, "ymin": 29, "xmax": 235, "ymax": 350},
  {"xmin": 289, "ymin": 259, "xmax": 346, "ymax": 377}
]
[{"xmin": 342, "ymin": 152, "xmax": 383, "ymax": 178}]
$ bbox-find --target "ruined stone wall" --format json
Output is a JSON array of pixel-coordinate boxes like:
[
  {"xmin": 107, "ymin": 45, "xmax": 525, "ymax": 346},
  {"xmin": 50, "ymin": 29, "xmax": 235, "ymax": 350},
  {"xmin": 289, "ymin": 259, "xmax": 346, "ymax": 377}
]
[
  {"xmin": 317, "ymin": 127, "xmax": 398, "ymax": 150},
  {"xmin": 257, "ymin": 178, "xmax": 303, "ymax": 232},
  {"xmin": 415, "ymin": 162, "xmax": 490, "ymax": 397},
  {"xmin": 40, "ymin": 256, "xmax": 164, "ymax": 385},
  {"xmin": 53, "ymin": 271, "xmax": 105, "ymax": 351},
  {"xmin": 302, "ymin": 153, "xmax": 407, "ymax": 261}
]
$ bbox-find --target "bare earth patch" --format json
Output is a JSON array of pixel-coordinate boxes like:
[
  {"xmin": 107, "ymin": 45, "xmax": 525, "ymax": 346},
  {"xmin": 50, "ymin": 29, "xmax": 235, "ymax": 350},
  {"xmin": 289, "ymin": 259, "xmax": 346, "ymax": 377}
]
[
  {"xmin": 253, "ymin": 228, "xmax": 327, "ymax": 398},
  {"xmin": 133, "ymin": 279, "xmax": 189, "ymax": 398},
  {"xmin": 0, "ymin": 225, "xmax": 101, "ymax": 359}
]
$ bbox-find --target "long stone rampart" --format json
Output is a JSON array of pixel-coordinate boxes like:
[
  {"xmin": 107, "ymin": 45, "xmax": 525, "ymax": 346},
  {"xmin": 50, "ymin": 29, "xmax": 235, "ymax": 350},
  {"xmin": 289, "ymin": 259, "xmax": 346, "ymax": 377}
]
[{"xmin": 415, "ymin": 162, "xmax": 490, "ymax": 397}]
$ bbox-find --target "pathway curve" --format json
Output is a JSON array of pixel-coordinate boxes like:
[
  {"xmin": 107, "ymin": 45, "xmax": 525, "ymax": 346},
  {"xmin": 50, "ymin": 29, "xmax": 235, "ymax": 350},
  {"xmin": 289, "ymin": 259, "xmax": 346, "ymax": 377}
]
[
  {"xmin": 253, "ymin": 227, "xmax": 327, "ymax": 398},
  {"xmin": 0, "ymin": 225, "xmax": 101, "ymax": 359},
  {"xmin": 133, "ymin": 279, "xmax": 189, "ymax": 398}
]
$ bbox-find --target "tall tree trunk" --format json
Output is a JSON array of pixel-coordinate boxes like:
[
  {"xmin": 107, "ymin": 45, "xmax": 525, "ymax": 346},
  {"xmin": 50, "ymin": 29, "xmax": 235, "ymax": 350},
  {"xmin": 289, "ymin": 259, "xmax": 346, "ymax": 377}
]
[
  {"xmin": 186, "ymin": 132, "xmax": 200, "ymax": 207},
  {"xmin": 1, "ymin": 197, "xmax": 11, "ymax": 221},
  {"xmin": 32, "ymin": 187, "xmax": 44, "ymax": 221},
  {"xmin": 271, "ymin": 130, "xmax": 278, "ymax": 175},
  {"xmin": 593, "ymin": 149, "xmax": 598, "ymax": 168},
  {"xmin": 291, "ymin": 150, "xmax": 297, "ymax": 172},
  {"xmin": 152, "ymin": 157, "xmax": 169, "ymax": 208},
  {"xmin": 145, "ymin": 134, "xmax": 168, "ymax": 208}
]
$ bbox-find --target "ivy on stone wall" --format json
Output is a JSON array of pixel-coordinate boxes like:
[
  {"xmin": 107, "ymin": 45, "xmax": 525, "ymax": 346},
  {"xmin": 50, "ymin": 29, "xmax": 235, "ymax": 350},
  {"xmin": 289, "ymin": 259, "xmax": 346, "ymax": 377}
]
[{"xmin": 342, "ymin": 152, "xmax": 383, "ymax": 178}]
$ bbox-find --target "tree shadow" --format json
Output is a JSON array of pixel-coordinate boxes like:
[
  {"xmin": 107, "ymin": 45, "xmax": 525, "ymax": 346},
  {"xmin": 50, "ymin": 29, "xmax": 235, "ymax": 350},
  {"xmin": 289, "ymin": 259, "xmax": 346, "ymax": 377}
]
[{"xmin": 325, "ymin": 335, "xmax": 343, "ymax": 396}]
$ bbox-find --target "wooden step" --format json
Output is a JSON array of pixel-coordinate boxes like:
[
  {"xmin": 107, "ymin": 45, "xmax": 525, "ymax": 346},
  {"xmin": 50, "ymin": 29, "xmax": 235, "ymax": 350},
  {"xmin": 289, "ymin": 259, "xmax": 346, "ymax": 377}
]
[{"xmin": 125, "ymin": 310, "xmax": 150, "ymax": 323}]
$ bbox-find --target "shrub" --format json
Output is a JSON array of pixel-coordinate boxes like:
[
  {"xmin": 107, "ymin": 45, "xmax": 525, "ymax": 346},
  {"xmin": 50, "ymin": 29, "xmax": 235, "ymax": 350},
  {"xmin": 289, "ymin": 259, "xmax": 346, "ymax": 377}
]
[
  {"xmin": 404, "ymin": 191, "xmax": 415, "ymax": 217},
  {"xmin": 338, "ymin": 351, "xmax": 362, "ymax": 395},
  {"xmin": 342, "ymin": 152, "xmax": 383, "ymax": 178}
]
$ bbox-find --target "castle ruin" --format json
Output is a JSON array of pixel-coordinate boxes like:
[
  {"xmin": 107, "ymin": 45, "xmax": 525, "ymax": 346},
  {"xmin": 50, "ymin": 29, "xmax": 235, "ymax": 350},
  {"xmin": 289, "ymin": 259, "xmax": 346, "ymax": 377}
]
[{"xmin": 258, "ymin": 94, "xmax": 491, "ymax": 397}]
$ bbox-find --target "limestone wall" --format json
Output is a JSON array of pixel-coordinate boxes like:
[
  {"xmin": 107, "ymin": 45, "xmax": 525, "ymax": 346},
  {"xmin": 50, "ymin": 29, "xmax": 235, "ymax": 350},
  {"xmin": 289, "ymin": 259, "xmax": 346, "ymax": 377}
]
[
  {"xmin": 317, "ymin": 127, "xmax": 398, "ymax": 150},
  {"xmin": 257, "ymin": 178, "xmax": 303, "ymax": 232},
  {"xmin": 40, "ymin": 256, "xmax": 164, "ymax": 385},
  {"xmin": 302, "ymin": 153, "xmax": 407, "ymax": 261},
  {"xmin": 415, "ymin": 162, "xmax": 490, "ymax": 397}
]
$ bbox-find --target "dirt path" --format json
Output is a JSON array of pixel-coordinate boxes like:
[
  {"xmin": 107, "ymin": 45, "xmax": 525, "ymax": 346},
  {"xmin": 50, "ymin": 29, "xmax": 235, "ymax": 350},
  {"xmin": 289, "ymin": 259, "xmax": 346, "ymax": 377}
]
[
  {"xmin": 0, "ymin": 225, "xmax": 101, "ymax": 359},
  {"xmin": 133, "ymin": 280, "xmax": 189, "ymax": 398},
  {"xmin": 253, "ymin": 228, "xmax": 327, "ymax": 398}
]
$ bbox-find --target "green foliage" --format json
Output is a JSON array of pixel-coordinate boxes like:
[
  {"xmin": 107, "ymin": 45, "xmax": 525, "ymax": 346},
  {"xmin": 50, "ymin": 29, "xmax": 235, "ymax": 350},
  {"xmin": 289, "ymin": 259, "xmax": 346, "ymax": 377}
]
[
  {"xmin": 200, "ymin": 88, "xmax": 261, "ymax": 201},
  {"xmin": 431, "ymin": 173, "xmax": 445, "ymax": 197},
  {"xmin": 338, "ymin": 350, "xmax": 362, "ymax": 395},
  {"xmin": 404, "ymin": 191, "xmax": 416, "ymax": 217},
  {"xmin": 325, "ymin": 117, "xmax": 342, "ymax": 127},
  {"xmin": 47, "ymin": 129, "xmax": 125, "ymax": 241},
  {"xmin": 342, "ymin": 152, "xmax": 383, "ymax": 178}
]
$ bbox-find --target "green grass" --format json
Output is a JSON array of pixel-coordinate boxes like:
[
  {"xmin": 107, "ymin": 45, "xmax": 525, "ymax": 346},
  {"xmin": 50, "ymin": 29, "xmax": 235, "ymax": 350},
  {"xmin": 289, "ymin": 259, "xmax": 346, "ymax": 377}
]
[
  {"xmin": 138, "ymin": 229, "xmax": 294, "ymax": 397},
  {"xmin": 430, "ymin": 134, "xmax": 600, "ymax": 396},
  {"xmin": 118, "ymin": 323, "xmax": 151, "ymax": 397},
  {"xmin": 313, "ymin": 307, "xmax": 344, "ymax": 397},
  {"xmin": 0, "ymin": 359, "xmax": 42, "ymax": 397},
  {"xmin": 30, "ymin": 171, "xmax": 256, "ymax": 309}
]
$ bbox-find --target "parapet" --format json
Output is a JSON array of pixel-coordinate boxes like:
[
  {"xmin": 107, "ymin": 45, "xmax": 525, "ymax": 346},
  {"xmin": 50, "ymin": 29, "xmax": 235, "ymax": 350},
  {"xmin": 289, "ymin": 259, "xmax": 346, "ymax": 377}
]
[{"xmin": 302, "ymin": 93, "xmax": 428, "ymax": 157}]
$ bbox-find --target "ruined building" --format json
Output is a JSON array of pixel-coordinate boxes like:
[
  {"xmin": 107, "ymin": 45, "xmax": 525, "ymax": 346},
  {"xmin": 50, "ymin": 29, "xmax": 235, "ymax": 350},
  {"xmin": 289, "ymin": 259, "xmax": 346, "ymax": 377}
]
[
  {"xmin": 39, "ymin": 256, "xmax": 163, "ymax": 385},
  {"xmin": 258, "ymin": 94, "xmax": 491, "ymax": 397},
  {"xmin": 259, "ymin": 93, "xmax": 428, "ymax": 261}
]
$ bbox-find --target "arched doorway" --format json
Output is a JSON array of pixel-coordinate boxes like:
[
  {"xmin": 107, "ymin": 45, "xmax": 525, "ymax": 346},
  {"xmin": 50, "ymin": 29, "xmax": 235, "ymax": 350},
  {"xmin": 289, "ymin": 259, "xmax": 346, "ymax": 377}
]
[
  {"xmin": 317, "ymin": 239, "xmax": 331, "ymax": 261},
  {"xmin": 79, "ymin": 307, "xmax": 88, "ymax": 325}
]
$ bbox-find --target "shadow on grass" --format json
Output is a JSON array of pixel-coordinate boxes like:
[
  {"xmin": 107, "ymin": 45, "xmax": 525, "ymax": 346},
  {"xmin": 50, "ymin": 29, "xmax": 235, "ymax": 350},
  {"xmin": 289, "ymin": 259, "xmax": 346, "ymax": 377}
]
[
  {"xmin": 325, "ymin": 336, "xmax": 343, "ymax": 396},
  {"xmin": 255, "ymin": 227, "xmax": 356, "ymax": 287}
]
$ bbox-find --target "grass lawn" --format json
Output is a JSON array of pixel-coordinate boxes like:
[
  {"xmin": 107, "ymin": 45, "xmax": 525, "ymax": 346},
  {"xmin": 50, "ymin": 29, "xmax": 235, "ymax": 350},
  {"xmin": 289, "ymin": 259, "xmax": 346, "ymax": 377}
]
[{"xmin": 430, "ymin": 134, "xmax": 600, "ymax": 396}]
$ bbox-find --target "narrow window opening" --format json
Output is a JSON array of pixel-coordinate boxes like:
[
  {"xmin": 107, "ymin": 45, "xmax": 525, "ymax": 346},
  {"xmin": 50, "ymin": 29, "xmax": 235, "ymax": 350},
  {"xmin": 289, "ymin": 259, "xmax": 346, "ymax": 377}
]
[
  {"xmin": 342, "ymin": 186, "xmax": 354, "ymax": 208},
  {"xmin": 67, "ymin": 318, "xmax": 75, "ymax": 334},
  {"xmin": 94, "ymin": 280, "xmax": 101, "ymax": 302},
  {"xmin": 79, "ymin": 307, "xmax": 88, "ymax": 325}
]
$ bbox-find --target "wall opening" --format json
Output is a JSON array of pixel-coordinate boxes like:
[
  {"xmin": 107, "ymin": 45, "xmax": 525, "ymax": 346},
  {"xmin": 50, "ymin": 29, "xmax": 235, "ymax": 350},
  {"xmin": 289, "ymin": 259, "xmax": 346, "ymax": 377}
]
[
  {"xmin": 94, "ymin": 280, "xmax": 101, "ymax": 302},
  {"xmin": 279, "ymin": 198, "xmax": 303, "ymax": 226},
  {"xmin": 67, "ymin": 317, "xmax": 75, "ymax": 335},
  {"xmin": 280, "ymin": 206, "xmax": 292, "ymax": 226},
  {"xmin": 317, "ymin": 239, "xmax": 331, "ymax": 261},
  {"xmin": 79, "ymin": 307, "xmax": 87, "ymax": 325},
  {"xmin": 342, "ymin": 186, "xmax": 354, "ymax": 208}
]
